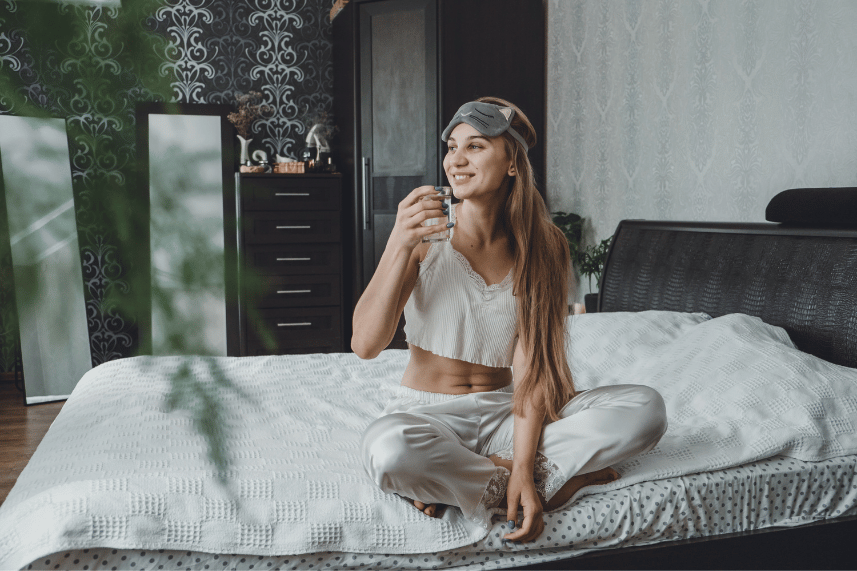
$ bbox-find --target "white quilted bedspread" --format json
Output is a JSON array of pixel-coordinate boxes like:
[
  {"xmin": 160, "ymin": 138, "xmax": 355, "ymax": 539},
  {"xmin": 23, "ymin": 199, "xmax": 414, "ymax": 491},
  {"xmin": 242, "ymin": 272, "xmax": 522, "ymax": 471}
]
[
  {"xmin": 1, "ymin": 312, "xmax": 857, "ymax": 570},
  {"xmin": 565, "ymin": 312, "xmax": 857, "ymax": 490}
]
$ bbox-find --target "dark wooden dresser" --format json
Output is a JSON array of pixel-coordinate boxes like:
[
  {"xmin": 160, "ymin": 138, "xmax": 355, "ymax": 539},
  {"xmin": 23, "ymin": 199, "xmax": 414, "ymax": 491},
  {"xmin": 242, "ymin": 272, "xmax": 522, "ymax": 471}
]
[{"xmin": 237, "ymin": 173, "xmax": 344, "ymax": 356}]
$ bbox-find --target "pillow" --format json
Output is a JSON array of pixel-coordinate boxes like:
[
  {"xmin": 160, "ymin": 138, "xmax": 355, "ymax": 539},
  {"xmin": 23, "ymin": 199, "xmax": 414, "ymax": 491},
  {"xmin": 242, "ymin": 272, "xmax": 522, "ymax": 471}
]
[
  {"xmin": 766, "ymin": 187, "xmax": 857, "ymax": 226},
  {"xmin": 566, "ymin": 311, "xmax": 857, "ymax": 468},
  {"xmin": 565, "ymin": 310, "xmax": 711, "ymax": 391}
]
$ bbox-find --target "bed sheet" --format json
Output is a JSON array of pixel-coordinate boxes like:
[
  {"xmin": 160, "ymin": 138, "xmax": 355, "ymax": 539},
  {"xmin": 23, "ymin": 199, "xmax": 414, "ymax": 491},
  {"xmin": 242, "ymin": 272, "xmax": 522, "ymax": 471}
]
[
  {"xmin": 27, "ymin": 453, "xmax": 857, "ymax": 570},
  {"xmin": 5, "ymin": 312, "xmax": 857, "ymax": 569}
]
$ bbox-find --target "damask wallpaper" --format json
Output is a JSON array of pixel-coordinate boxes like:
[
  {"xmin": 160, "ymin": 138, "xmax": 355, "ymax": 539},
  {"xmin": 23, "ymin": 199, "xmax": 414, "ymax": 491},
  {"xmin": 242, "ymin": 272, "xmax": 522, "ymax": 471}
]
[
  {"xmin": 0, "ymin": 0, "xmax": 334, "ymax": 373},
  {"xmin": 148, "ymin": 0, "xmax": 333, "ymax": 158},
  {"xmin": 546, "ymin": 0, "xmax": 857, "ymax": 294}
]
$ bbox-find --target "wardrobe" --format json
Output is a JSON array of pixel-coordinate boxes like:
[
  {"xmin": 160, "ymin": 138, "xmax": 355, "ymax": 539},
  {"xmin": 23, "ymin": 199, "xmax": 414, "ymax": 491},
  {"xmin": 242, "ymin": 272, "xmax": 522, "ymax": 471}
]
[{"xmin": 332, "ymin": 0, "xmax": 545, "ymax": 345}]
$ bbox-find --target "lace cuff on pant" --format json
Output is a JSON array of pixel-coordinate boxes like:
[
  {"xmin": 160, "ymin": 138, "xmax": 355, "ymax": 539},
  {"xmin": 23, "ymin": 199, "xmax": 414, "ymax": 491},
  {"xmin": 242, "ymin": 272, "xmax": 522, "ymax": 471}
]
[
  {"xmin": 479, "ymin": 465, "xmax": 510, "ymax": 509},
  {"xmin": 492, "ymin": 448, "xmax": 566, "ymax": 503},
  {"xmin": 470, "ymin": 465, "xmax": 511, "ymax": 529}
]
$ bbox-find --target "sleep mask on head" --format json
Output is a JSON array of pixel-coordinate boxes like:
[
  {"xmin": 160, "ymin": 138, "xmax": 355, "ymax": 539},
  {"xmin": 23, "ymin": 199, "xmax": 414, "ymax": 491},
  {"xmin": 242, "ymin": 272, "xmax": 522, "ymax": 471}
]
[{"xmin": 441, "ymin": 101, "xmax": 529, "ymax": 152}]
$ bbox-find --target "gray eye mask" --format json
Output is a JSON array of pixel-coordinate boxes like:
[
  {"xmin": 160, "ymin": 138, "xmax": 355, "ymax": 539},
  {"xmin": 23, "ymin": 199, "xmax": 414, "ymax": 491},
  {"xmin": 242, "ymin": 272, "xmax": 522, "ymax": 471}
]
[{"xmin": 441, "ymin": 101, "xmax": 529, "ymax": 152}]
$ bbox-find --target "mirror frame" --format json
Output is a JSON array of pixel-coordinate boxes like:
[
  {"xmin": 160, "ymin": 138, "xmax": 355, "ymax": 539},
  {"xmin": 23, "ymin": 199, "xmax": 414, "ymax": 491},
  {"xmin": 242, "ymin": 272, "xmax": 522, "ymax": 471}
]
[
  {"xmin": 135, "ymin": 102, "xmax": 239, "ymax": 356},
  {"xmin": 0, "ymin": 113, "xmax": 92, "ymax": 405}
]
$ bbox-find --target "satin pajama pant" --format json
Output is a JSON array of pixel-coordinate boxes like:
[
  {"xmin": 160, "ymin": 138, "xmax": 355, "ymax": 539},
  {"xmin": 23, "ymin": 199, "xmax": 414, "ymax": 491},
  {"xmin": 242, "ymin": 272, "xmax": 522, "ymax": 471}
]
[{"xmin": 360, "ymin": 383, "xmax": 667, "ymax": 525}]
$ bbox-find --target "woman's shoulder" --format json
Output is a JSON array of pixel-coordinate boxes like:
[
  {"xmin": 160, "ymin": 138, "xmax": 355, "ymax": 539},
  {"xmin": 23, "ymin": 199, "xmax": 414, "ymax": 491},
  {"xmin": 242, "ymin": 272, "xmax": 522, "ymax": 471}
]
[
  {"xmin": 415, "ymin": 240, "xmax": 447, "ymax": 270},
  {"xmin": 414, "ymin": 241, "xmax": 433, "ymax": 264}
]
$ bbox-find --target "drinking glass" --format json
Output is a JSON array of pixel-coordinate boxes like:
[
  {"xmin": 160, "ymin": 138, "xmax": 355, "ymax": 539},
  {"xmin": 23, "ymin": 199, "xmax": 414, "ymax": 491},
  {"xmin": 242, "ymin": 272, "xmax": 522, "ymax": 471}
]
[{"xmin": 421, "ymin": 186, "xmax": 454, "ymax": 243}]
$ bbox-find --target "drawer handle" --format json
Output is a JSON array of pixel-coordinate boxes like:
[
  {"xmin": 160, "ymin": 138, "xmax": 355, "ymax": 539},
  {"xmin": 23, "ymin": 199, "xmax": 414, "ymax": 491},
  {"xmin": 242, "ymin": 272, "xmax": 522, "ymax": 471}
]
[
  {"xmin": 277, "ymin": 322, "xmax": 312, "ymax": 327},
  {"xmin": 276, "ymin": 257, "xmax": 311, "ymax": 261},
  {"xmin": 276, "ymin": 225, "xmax": 311, "ymax": 229},
  {"xmin": 275, "ymin": 192, "xmax": 310, "ymax": 197},
  {"xmin": 362, "ymin": 157, "xmax": 371, "ymax": 230},
  {"xmin": 276, "ymin": 289, "xmax": 311, "ymax": 294}
]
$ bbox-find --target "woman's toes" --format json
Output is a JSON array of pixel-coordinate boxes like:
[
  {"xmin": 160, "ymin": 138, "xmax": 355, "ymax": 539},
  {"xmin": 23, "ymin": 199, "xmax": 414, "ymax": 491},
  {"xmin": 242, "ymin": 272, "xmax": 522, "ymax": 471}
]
[{"xmin": 408, "ymin": 498, "xmax": 441, "ymax": 518}]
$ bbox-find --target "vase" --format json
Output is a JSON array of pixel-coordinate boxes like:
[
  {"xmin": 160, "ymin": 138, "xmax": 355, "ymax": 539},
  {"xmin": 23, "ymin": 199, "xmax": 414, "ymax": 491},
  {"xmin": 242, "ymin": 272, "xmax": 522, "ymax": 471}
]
[
  {"xmin": 237, "ymin": 135, "xmax": 252, "ymax": 166},
  {"xmin": 584, "ymin": 292, "xmax": 599, "ymax": 313}
]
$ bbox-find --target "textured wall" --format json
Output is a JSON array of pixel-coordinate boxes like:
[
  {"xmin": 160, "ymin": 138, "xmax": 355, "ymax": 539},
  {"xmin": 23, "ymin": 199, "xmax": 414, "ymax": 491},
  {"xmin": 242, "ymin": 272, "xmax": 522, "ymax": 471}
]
[
  {"xmin": 0, "ymin": 0, "xmax": 333, "ymax": 372},
  {"xmin": 149, "ymin": 0, "xmax": 333, "ymax": 159},
  {"xmin": 546, "ymin": 0, "xmax": 857, "ymax": 293}
]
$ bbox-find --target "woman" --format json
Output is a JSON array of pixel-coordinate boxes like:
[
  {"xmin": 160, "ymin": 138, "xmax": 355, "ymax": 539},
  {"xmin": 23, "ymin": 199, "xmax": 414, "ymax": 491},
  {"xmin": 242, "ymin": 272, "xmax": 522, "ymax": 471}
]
[{"xmin": 352, "ymin": 97, "xmax": 667, "ymax": 543}]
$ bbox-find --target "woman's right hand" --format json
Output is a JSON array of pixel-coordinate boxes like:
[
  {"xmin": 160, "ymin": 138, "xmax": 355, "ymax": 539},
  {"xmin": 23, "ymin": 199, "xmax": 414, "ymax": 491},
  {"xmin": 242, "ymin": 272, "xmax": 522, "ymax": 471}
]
[{"xmin": 388, "ymin": 186, "xmax": 451, "ymax": 250}]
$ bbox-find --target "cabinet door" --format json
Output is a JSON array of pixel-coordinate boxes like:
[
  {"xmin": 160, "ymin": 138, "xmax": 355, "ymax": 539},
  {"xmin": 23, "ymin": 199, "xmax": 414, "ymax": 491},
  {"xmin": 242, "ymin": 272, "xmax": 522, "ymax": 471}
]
[{"xmin": 358, "ymin": 0, "xmax": 439, "ymax": 287}]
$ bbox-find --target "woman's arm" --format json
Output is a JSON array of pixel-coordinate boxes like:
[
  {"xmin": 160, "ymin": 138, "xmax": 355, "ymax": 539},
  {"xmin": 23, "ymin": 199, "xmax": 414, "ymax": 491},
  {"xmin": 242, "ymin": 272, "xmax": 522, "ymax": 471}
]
[
  {"xmin": 504, "ymin": 339, "xmax": 547, "ymax": 542},
  {"xmin": 351, "ymin": 239, "xmax": 418, "ymax": 359},
  {"xmin": 351, "ymin": 185, "xmax": 448, "ymax": 359}
]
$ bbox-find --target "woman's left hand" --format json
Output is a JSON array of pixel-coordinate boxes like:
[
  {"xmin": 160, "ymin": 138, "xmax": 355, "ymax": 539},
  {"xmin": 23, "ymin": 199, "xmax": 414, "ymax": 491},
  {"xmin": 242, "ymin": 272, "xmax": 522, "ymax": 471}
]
[{"xmin": 503, "ymin": 468, "xmax": 545, "ymax": 542}]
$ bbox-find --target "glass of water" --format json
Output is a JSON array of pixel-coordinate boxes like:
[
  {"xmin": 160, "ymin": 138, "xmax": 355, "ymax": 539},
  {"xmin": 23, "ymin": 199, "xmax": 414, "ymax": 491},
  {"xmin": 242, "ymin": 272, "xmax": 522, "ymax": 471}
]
[{"xmin": 421, "ymin": 186, "xmax": 454, "ymax": 243}]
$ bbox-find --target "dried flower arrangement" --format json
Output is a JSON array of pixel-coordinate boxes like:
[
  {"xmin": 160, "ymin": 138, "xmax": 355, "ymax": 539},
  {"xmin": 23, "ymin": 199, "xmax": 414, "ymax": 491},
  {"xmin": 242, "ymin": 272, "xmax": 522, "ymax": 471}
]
[
  {"xmin": 300, "ymin": 107, "xmax": 339, "ymax": 142},
  {"xmin": 227, "ymin": 91, "xmax": 273, "ymax": 139}
]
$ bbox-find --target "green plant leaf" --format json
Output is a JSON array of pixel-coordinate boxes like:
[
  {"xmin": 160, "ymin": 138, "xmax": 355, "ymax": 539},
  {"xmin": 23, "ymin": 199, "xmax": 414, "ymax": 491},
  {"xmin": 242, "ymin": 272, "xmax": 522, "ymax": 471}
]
[
  {"xmin": 552, "ymin": 211, "xmax": 584, "ymax": 261},
  {"xmin": 576, "ymin": 235, "xmax": 614, "ymax": 291}
]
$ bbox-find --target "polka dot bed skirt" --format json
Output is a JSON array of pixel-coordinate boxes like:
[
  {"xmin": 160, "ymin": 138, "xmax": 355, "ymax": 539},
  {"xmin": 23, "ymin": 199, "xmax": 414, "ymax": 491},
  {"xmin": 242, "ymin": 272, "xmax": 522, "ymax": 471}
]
[{"xmin": 27, "ymin": 453, "xmax": 857, "ymax": 571}]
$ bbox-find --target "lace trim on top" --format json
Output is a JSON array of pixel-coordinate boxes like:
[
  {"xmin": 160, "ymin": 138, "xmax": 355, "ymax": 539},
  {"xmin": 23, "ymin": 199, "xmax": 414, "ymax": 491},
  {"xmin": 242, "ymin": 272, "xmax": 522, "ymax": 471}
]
[
  {"xmin": 449, "ymin": 247, "xmax": 513, "ymax": 292},
  {"xmin": 447, "ymin": 204, "xmax": 514, "ymax": 292},
  {"xmin": 492, "ymin": 449, "xmax": 566, "ymax": 503}
]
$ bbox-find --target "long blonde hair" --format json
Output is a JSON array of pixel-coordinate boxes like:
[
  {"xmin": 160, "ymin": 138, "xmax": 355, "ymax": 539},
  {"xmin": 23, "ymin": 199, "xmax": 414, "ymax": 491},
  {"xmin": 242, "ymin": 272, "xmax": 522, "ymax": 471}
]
[{"xmin": 477, "ymin": 96, "xmax": 576, "ymax": 421}]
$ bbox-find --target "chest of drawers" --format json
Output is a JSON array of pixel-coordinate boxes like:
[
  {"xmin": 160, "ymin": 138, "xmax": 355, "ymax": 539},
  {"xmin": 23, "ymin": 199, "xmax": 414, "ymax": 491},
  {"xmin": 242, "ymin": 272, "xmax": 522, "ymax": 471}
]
[{"xmin": 237, "ymin": 173, "xmax": 344, "ymax": 355}]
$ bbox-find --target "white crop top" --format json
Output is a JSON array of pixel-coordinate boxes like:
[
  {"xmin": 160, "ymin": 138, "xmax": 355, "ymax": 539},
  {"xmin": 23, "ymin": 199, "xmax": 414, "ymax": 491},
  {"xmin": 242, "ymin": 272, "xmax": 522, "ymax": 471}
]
[{"xmin": 403, "ymin": 219, "xmax": 518, "ymax": 367}]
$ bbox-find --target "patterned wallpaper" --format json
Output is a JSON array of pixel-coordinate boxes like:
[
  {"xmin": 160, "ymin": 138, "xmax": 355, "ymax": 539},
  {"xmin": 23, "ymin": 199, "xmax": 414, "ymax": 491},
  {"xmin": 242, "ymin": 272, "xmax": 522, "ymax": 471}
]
[
  {"xmin": 149, "ymin": 0, "xmax": 333, "ymax": 159},
  {"xmin": 0, "ymin": 0, "xmax": 334, "ymax": 373},
  {"xmin": 546, "ymin": 0, "xmax": 857, "ymax": 293}
]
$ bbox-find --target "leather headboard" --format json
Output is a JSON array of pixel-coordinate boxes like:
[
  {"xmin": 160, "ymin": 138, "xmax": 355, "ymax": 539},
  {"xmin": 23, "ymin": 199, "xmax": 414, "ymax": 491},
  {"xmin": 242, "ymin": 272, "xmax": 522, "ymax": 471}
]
[{"xmin": 598, "ymin": 220, "xmax": 857, "ymax": 369}]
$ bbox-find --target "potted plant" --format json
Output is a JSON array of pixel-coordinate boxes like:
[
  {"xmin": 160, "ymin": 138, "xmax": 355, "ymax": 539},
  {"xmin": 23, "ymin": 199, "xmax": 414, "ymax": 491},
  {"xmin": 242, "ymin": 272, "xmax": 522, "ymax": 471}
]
[
  {"xmin": 552, "ymin": 211, "xmax": 584, "ymax": 262},
  {"xmin": 552, "ymin": 211, "xmax": 613, "ymax": 313},
  {"xmin": 576, "ymin": 236, "xmax": 613, "ymax": 312}
]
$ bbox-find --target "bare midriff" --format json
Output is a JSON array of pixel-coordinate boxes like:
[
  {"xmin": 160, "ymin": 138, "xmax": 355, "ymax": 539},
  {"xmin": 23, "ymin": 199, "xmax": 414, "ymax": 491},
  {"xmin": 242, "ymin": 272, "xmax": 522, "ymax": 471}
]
[{"xmin": 400, "ymin": 344, "xmax": 512, "ymax": 394}]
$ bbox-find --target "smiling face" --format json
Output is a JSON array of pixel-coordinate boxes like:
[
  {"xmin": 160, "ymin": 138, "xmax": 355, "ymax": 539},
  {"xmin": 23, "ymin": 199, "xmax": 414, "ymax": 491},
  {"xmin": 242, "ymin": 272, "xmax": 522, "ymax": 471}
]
[{"xmin": 442, "ymin": 123, "xmax": 515, "ymax": 200}]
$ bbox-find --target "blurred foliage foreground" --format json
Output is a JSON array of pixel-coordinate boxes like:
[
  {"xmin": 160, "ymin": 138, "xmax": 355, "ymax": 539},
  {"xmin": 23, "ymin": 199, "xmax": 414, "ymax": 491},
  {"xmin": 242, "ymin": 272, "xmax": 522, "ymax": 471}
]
[{"xmin": 0, "ymin": 0, "xmax": 275, "ymax": 487}]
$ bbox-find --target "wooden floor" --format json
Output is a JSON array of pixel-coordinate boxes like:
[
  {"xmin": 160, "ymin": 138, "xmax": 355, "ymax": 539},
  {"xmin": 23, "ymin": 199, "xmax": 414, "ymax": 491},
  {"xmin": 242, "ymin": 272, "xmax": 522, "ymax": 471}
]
[{"xmin": 0, "ymin": 378, "xmax": 64, "ymax": 506}]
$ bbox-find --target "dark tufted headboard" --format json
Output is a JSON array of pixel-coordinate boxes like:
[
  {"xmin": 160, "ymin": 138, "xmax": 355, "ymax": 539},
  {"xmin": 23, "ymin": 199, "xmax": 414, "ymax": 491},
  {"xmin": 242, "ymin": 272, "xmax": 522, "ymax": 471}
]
[{"xmin": 598, "ymin": 220, "xmax": 857, "ymax": 369}]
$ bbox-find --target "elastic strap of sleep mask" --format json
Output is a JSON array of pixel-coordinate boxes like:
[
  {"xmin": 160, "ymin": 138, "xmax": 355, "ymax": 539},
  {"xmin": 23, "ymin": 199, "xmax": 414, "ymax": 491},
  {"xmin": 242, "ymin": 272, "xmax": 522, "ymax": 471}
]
[{"xmin": 441, "ymin": 101, "xmax": 530, "ymax": 152}]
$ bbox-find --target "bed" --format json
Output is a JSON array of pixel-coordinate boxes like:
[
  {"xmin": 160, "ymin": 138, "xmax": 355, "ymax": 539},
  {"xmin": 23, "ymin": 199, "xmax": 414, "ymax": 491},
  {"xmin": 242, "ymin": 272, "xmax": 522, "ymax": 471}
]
[{"xmin": 2, "ymin": 218, "xmax": 857, "ymax": 570}]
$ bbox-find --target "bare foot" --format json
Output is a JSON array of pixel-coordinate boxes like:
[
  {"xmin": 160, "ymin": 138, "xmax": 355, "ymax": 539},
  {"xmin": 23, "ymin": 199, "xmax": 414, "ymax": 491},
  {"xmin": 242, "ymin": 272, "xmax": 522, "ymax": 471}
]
[
  {"xmin": 403, "ymin": 496, "xmax": 444, "ymax": 518},
  {"xmin": 544, "ymin": 466, "xmax": 620, "ymax": 511},
  {"xmin": 487, "ymin": 454, "xmax": 620, "ymax": 511}
]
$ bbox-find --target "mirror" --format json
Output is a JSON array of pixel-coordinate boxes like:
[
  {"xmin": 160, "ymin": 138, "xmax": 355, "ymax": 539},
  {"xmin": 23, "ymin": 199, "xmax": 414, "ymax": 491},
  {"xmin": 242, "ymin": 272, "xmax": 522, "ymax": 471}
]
[
  {"xmin": 136, "ymin": 103, "xmax": 238, "ymax": 356},
  {"xmin": 0, "ymin": 115, "xmax": 92, "ymax": 404}
]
